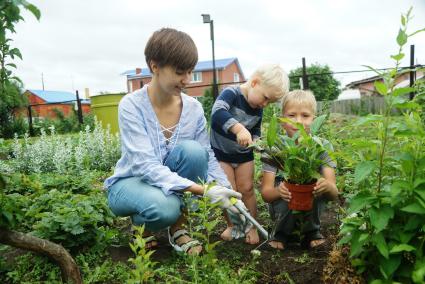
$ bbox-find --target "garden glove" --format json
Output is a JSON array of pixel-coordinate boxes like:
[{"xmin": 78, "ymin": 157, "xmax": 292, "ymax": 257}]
[{"xmin": 205, "ymin": 185, "xmax": 242, "ymax": 209}]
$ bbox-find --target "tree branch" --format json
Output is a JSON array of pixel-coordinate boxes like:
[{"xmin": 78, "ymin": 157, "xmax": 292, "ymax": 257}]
[{"xmin": 0, "ymin": 227, "xmax": 82, "ymax": 284}]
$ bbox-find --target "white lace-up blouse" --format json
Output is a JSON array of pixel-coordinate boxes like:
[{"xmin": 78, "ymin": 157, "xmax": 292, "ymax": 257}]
[{"xmin": 104, "ymin": 85, "xmax": 230, "ymax": 195}]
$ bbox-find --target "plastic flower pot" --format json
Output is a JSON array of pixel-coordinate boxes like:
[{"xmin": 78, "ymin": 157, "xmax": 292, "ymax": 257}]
[{"xmin": 284, "ymin": 181, "xmax": 315, "ymax": 211}]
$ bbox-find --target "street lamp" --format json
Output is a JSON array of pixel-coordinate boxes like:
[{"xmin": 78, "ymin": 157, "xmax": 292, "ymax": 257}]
[{"xmin": 202, "ymin": 14, "xmax": 218, "ymax": 100}]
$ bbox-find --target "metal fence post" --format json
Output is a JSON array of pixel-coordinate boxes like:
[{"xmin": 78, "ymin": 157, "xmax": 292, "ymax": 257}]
[
  {"xmin": 27, "ymin": 105, "xmax": 34, "ymax": 136},
  {"xmin": 302, "ymin": 57, "xmax": 309, "ymax": 90},
  {"xmin": 75, "ymin": 90, "xmax": 83, "ymax": 125}
]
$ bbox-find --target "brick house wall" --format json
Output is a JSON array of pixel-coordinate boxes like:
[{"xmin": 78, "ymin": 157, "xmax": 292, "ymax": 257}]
[
  {"xmin": 125, "ymin": 58, "xmax": 245, "ymax": 97},
  {"xmin": 19, "ymin": 91, "xmax": 91, "ymax": 119}
]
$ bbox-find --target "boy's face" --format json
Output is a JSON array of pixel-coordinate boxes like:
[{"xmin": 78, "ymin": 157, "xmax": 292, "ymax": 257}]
[
  {"xmin": 246, "ymin": 79, "xmax": 280, "ymax": 109},
  {"xmin": 151, "ymin": 62, "xmax": 193, "ymax": 96},
  {"xmin": 281, "ymin": 101, "xmax": 315, "ymax": 137}
]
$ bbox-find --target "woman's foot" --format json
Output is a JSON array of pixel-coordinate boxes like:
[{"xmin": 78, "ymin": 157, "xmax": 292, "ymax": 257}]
[
  {"xmin": 169, "ymin": 228, "xmax": 202, "ymax": 255},
  {"xmin": 245, "ymin": 227, "xmax": 259, "ymax": 245},
  {"xmin": 268, "ymin": 240, "xmax": 285, "ymax": 250},
  {"xmin": 142, "ymin": 234, "xmax": 159, "ymax": 250},
  {"xmin": 220, "ymin": 226, "xmax": 234, "ymax": 241}
]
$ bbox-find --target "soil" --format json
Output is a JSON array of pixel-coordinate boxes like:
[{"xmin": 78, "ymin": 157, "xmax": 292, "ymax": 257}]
[{"xmin": 107, "ymin": 201, "xmax": 358, "ymax": 284}]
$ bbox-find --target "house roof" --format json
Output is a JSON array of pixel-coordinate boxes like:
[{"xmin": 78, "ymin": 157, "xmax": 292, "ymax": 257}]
[
  {"xmin": 124, "ymin": 57, "xmax": 244, "ymax": 79},
  {"xmin": 27, "ymin": 89, "xmax": 90, "ymax": 104},
  {"xmin": 346, "ymin": 66, "xmax": 424, "ymax": 88},
  {"xmin": 337, "ymin": 89, "xmax": 361, "ymax": 101}
]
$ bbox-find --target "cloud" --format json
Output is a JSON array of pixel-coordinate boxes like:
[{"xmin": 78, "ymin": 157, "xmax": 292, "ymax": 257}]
[{"xmin": 10, "ymin": 0, "xmax": 425, "ymax": 95}]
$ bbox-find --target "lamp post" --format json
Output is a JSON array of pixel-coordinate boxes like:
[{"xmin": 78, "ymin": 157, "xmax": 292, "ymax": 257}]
[{"xmin": 202, "ymin": 14, "xmax": 218, "ymax": 100}]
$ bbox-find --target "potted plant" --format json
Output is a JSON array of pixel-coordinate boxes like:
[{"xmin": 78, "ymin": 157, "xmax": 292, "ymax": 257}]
[{"xmin": 255, "ymin": 114, "xmax": 333, "ymax": 211}]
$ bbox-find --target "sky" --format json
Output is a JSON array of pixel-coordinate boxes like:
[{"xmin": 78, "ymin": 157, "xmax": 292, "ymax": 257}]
[{"xmin": 11, "ymin": 0, "xmax": 425, "ymax": 96}]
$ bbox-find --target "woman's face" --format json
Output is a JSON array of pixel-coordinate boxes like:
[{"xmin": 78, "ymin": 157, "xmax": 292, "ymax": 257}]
[{"xmin": 152, "ymin": 63, "xmax": 192, "ymax": 96}]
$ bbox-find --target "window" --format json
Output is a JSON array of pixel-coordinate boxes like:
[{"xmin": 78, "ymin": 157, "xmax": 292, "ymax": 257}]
[
  {"xmin": 233, "ymin": 73, "xmax": 240, "ymax": 83},
  {"xmin": 191, "ymin": 72, "xmax": 202, "ymax": 83},
  {"xmin": 128, "ymin": 81, "xmax": 133, "ymax": 93}
]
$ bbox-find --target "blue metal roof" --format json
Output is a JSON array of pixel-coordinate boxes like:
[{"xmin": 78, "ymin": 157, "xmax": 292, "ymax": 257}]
[
  {"xmin": 28, "ymin": 89, "xmax": 90, "ymax": 104},
  {"xmin": 125, "ymin": 57, "xmax": 241, "ymax": 79}
]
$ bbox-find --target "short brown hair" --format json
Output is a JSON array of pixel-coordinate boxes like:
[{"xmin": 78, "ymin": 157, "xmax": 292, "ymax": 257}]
[{"xmin": 144, "ymin": 28, "xmax": 198, "ymax": 72}]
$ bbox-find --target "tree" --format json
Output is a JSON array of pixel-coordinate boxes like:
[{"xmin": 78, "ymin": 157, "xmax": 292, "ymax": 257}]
[
  {"xmin": 289, "ymin": 63, "xmax": 341, "ymax": 101},
  {"xmin": 198, "ymin": 86, "xmax": 214, "ymax": 126},
  {"xmin": 0, "ymin": 2, "xmax": 82, "ymax": 282},
  {"xmin": 0, "ymin": 0, "xmax": 40, "ymax": 138}
]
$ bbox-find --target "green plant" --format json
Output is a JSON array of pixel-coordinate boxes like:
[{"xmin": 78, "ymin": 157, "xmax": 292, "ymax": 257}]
[
  {"xmin": 28, "ymin": 189, "xmax": 114, "ymax": 248},
  {"xmin": 257, "ymin": 114, "xmax": 333, "ymax": 184},
  {"xmin": 339, "ymin": 9, "xmax": 425, "ymax": 282},
  {"xmin": 0, "ymin": 0, "xmax": 40, "ymax": 138},
  {"xmin": 127, "ymin": 225, "xmax": 158, "ymax": 284}
]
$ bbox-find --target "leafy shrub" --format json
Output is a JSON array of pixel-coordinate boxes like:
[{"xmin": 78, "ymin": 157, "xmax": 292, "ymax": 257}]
[
  {"xmin": 339, "ymin": 9, "xmax": 425, "ymax": 282},
  {"xmin": 7, "ymin": 118, "xmax": 120, "ymax": 174},
  {"xmin": 28, "ymin": 189, "xmax": 114, "ymax": 248}
]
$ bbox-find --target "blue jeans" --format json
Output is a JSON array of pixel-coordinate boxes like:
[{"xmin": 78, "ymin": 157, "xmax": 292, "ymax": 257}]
[{"xmin": 107, "ymin": 140, "xmax": 209, "ymax": 232}]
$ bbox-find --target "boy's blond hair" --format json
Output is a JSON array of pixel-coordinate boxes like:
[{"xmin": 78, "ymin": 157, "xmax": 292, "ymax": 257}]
[
  {"xmin": 250, "ymin": 64, "xmax": 289, "ymax": 100},
  {"xmin": 281, "ymin": 90, "xmax": 317, "ymax": 114}
]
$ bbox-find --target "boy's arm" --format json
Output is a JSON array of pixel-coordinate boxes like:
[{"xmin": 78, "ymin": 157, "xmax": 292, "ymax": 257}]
[
  {"xmin": 313, "ymin": 166, "xmax": 338, "ymax": 201},
  {"xmin": 260, "ymin": 171, "xmax": 281, "ymax": 203}
]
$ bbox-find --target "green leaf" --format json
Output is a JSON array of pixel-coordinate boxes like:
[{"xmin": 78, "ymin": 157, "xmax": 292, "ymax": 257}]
[
  {"xmin": 353, "ymin": 114, "xmax": 382, "ymax": 127},
  {"xmin": 373, "ymin": 232, "xmax": 389, "ymax": 259},
  {"xmin": 9, "ymin": 48, "xmax": 22, "ymax": 60},
  {"xmin": 401, "ymin": 203, "xmax": 425, "ymax": 214},
  {"xmin": 390, "ymin": 244, "xmax": 416, "ymax": 253},
  {"xmin": 310, "ymin": 114, "xmax": 327, "ymax": 135},
  {"xmin": 347, "ymin": 190, "xmax": 376, "ymax": 214},
  {"xmin": 374, "ymin": 81, "xmax": 388, "ymax": 96},
  {"xmin": 396, "ymin": 29, "xmax": 408, "ymax": 46},
  {"xmin": 391, "ymin": 53, "xmax": 405, "ymax": 61},
  {"xmin": 369, "ymin": 205, "xmax": 394, "ymax": 232},
  {"xmin": 393, "ymin": 86, "xmax": 415, "ymax": 97},
  {"xmin": 401, "ymin": 15, "xmax": 406, "ymax": 26},
  {"xmin": 266, "ymin": 115, "xmax": 278, "ymax": 148},
  {"xmin": 379, "ymin": 255, "xmax": 401, "ymax": 279},
  {"xmin": 24, "ymin": 3, "xmax": 41, "ymax": 20},
  {"xmin": 354, "ymin": 161, "xmax": 377, "ymax": 184}
]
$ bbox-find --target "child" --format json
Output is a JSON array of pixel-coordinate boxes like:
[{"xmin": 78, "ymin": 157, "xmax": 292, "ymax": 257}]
[
  {"xmin": 210, "ymin": 64, "xmax": 289, "ymax": 244},
  {"xmin": 260, "ymin": 90, "xmax": 338, "ymax": 250},
  {"xmin": 104, "ymin": 28, "xmax": 243, "ymax": 256}
]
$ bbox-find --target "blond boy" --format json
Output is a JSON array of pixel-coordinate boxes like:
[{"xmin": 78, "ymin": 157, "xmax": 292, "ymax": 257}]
[
  {"xmin": 260, "ymin": 90, "xmax": 338, "ymax": 250},
  {"xmin": 210, "ymin": 64, "xmax": 289, "ymax": 244}
]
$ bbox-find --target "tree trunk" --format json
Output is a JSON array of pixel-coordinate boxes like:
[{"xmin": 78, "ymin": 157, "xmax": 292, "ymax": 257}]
[{"xmin": 0, "ymin": 227, "xmax": 82, "ymax": 284}]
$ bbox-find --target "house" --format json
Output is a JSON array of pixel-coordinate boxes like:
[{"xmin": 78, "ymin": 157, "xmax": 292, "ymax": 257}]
[
  {"xmin": 122, "ymin": 57, "xmax": 245, "ymax": 97},
  {"xmin": 22, "ymin": 89, "xmax": 91, "ymax": 118},
  {"xmin": 346, "ymin": 68, "xmax": 424, "ymax": 97}
]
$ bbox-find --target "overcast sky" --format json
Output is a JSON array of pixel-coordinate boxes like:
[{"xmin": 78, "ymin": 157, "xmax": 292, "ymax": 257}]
[{"xmin": 11, "ymin": 0, "xmax": 425, "ymax": 96}]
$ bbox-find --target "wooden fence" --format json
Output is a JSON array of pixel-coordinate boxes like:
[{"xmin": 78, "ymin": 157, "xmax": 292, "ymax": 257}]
[{"xmin": 317, "ymin": 96, "xmax": 386, "ymax": 115}]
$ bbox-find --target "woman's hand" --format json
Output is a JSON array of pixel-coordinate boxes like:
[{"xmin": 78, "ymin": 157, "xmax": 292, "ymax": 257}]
[{"xmin": 277, "ymin": 182, "xmax": 291, "ymax": 202}]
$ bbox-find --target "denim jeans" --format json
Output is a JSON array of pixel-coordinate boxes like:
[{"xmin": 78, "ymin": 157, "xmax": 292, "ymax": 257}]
[
  {"xmin": 268, "ymin": 195, "xmax": 326, "ymax": 244},
  {"xmin": 107, "ymin": 140, "xmax": 209, "ymax": 232}
]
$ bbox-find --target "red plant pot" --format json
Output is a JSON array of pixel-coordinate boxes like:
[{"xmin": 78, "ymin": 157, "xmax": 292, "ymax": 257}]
[{"xmin": 284, "ymin": 181, "xmax": 315, "ymax": 211}]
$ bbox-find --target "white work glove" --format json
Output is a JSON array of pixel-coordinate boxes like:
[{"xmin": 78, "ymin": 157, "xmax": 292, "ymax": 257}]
[{"xmin": 205, "ymin": 185, "xmax": 242, "ymax": 209}]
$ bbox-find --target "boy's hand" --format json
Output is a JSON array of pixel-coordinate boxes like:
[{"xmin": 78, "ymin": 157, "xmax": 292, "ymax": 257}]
[
  {"xmin": 313, "ymin": 178, "xmax": 336, "ymax": 197},
  {"xmin": 236, "ymin": 127, "xmax": 253, "ymax": 147},
  {"xmin": 277, "ymin": 182, "xmax": 291, "ymax": 202}
]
